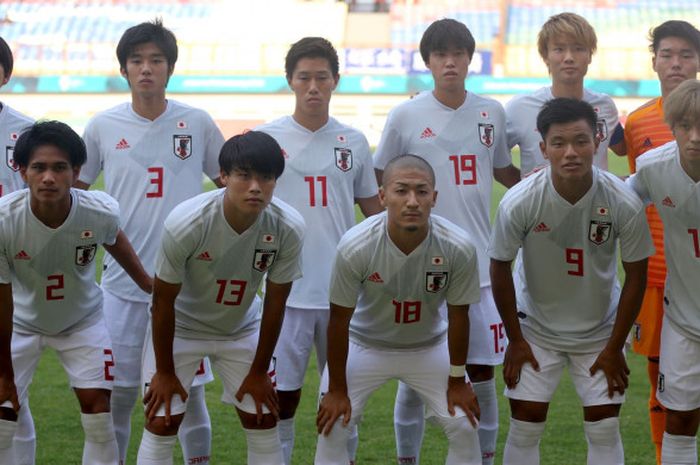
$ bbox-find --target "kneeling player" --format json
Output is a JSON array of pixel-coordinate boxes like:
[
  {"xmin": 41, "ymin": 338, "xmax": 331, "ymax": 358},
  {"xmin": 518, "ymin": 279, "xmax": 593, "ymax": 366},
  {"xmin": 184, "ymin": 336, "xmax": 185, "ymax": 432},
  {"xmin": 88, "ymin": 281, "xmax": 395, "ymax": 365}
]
[
  {"xmin": 0, "ymin": 121, "xmax": 152, "ymax": 465},
  {"xmin": 136, "ymin": 131, "xmax": 304, "ymax": 465},
  {"xmin": 315, "ymin": 155, "xmax": 481, "ymax": 465},
  {"xmin": 489, "ymin": 98, "xmax": 653, "ymax": 465},
  {"xmin": 627, "ymin": 79, "xmax": 700, "ymax": 465}
]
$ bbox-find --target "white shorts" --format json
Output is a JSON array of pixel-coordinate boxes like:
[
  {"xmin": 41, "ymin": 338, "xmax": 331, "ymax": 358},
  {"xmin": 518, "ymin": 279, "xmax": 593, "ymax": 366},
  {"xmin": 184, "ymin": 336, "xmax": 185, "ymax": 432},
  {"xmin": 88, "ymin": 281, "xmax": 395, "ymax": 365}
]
[
  {"xmin": 103, "ymin": 289, "xmax": 213, "ymax": 387},
  {"xmin": 466, "ymin": 286, "xmax": 506, "ymax": 365},
  {"xmin": 505, "ymin": 340, "xmax": 625, "ymax": 407},
  {"xmin": 319, "ymin": 340, "xmax": 472, "ymax": 425},
  {"xmin": 658, "ymin": 316, "xmax": 700, "ymax": 411},
  {"xmin": 2, "ymin": 319, "xmax": 113, "ymax": 409},
  {"xmin": 141, "ymin": 329, "xmax": 274, "ymax": 417},
  {"xmin": 273, "ymin": 307, "xmax": 328, "ymax": 391}
]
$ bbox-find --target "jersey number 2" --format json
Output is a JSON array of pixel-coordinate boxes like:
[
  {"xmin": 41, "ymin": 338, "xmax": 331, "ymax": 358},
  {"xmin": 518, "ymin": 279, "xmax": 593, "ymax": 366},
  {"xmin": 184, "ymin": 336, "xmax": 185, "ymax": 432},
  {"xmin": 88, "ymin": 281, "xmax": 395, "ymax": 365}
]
[{"xmin": 46, "ymin": 274, "xmax": 65, "ymax": 300}]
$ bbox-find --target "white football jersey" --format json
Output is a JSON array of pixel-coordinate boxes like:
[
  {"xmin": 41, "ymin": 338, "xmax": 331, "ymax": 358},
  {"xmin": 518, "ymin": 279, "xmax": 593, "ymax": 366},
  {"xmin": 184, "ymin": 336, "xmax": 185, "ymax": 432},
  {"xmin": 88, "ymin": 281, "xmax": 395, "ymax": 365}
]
[
  {"xmin": 373, "ymin": 91, "xmax": 511, "ymax": 288},
  {"xmin": 628, "ymin": 142, "xmax": 700, "ymax": 341},
  {"xmin": 155, "ymin": 190, "xmax": 305, "ymax": 340},
  {"xmin": 257, "ymin": 116, "xmax": 378, "ymax": 309},
  {"xmin": 505, "ymin": 87, "xmax": 619, "ymax": 174},
  {"xmin": 81, "ymin": 100, "xmax": 224, "ymax": 303},
  {"xmin": 489, "ymin": 167, "xmax": 653, "ymax": 352},
  {"xmin": 0, "ymin": 104, "xmax": 33, "ymax": 196},
  {"xmin": 330, "ymin": 212, "xmax": 480, "ymax": 350},
  {"xmin": 0, "ymin": 189, "xmax": 119, "ymax": 335}
]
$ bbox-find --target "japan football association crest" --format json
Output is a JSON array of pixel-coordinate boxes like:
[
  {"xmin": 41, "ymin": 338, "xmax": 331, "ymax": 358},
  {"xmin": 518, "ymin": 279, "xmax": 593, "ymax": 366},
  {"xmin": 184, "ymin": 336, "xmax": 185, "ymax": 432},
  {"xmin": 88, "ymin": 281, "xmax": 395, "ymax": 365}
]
[
  {"xmin": 5, "ymin": 146, "xmax": 18, "ymax": 172},
  {"xmin": 334, "ymin": 147, "xmax": 353, "ymax": 172},
  {"xmin": 596, "ymin": 119, "xmax": 608, "ymax": 142},
  {"xmin": 589, "ymin": 220, "xmax": 612, "ymax": 245},
  {"xmin": 426, "ymin": 271, "xmax": 448, "ymax": 293},
  {"xmin": 173, "ymin": 135, "xmax": 192, "ymax": 160},
  {"xmin": 478, "ymin": 123, "xmax": 494, "ymax": 148},
  {"xmin": 253, "ymin": 249, "xmax": 277, "ymax": 272},
  {"xmin": 75, "ymin": 244, "xmax": 97, "ymax": 266}
]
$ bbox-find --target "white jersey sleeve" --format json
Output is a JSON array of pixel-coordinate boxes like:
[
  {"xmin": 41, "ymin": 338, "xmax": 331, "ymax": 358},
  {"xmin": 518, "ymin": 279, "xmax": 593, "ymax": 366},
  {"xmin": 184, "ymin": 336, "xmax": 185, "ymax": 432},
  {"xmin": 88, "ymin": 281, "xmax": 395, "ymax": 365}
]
[{"xmin": 0, "ymin": 104, "xmax": 34, "ymax": 196}]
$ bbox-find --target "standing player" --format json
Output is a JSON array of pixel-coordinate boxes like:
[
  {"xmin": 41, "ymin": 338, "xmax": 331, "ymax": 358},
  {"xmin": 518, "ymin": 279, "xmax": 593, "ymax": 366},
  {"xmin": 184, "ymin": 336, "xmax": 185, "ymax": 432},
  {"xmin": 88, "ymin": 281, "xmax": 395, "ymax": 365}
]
[
  {"xmin": 315, "ymin": 155, "xmax": 481, "ymax": 465},
  {"xmin": 489, "ymin": 98, "xmax": 652, "ymax": 465},
  {"xmin": 623, "ymin": 21, "xmax": 700, "ymax": 464},
  {"xmin": 135, "ymin": 131, "xmax": 304, "ymax": 465},
  {"xmin": 373, "ymin": 18, "xmax": 520, "ymax": 465},
  {"xmin": 627, "ymin": 79, "xmax": 700, "ymax": 465},
  {"xmin": 75, "ymin": 20, "xmax": 224, "ymax": 465},
  {"xmin": 506, "ymin": 12, "xmax": 625, "ymax": 176},
  {"xmin": 0, "ymin": 121, "xmax": 152, "ymax": 465},
  {"xmin": 256, "ymin": 36, "xmax": 381, "ymax": 465}
]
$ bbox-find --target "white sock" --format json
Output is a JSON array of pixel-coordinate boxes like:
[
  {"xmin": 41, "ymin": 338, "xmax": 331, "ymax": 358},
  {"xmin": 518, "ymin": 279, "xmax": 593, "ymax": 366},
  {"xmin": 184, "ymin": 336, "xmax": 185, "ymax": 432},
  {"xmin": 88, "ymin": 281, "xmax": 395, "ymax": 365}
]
[
  {"xmin": 136, "ymin": 430, "xmax": 177, "ymax": 465},
  {"xmin": 662, "ymin": 432, "xmax": 698, "ymax": 465},
  {"xmin": 81, "ymin": 412, "xmax": 119, "ymax": 465},
  {"xmin": 278, "ymin": 418, "xmax": 295, "ymax": 465},
  {"xmin": 13, "ymin": 403, "xmax": 35, "ymax": 465},
  {"xmin": 502, "ymin": 418, "xmax": 545, "ymax": 465},
  {"xmin": 178, "ymin": 384, "xmax": 211, "ymax": 465},
  {"xmin": 244, "ymin": 427, "xmax": 283, "ymax": 465},
  {"xmin": 347, "ymin": 423, "xmax": 359, "ymax": 464},
  {"xmin": 111, "ymin": 386, "xmax": 139, "ymax": 463},
  {"xmin": 433, "ymin": 415, "xmax": 481, "ymax": 465},
  {"xmin": 394, "ymin": 382, "xmax": 424, "ymax": 464},
  {"xmin": 583, "ymin": 417, "xmax": 623, "ymax": 465},
  {"xmin": 314, "ymin": 421, "xmax": 351, "ymax": 465},
  {"xmin": 472, "ymin": 379, "xmax": 498, "ymax": 465},
  {"xmin": 0, "ymin": 419, "xmax": 18, "ymax": 465}
]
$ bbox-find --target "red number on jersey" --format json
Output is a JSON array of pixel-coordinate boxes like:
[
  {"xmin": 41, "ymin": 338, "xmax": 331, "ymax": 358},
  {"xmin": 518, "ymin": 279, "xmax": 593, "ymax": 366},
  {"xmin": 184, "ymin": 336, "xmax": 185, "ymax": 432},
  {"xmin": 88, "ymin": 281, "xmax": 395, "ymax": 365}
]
[
  {"xmin": 147, "ymin": 167, "xmax": 164, "ymax": 198},
  {"xmin": 565, "ymin": 248, "xmax": 584, "ymax": 276},
  {"xmin": 195, "ymin": 359, "xmax": 206, "ymax": 376},
  {"xmin": 104, "ymin": 349, "xmax": 115, "ymax": 381},
  {"xmin": 448, "ymin": 154, "xmax": 477, "ymax": 185},
  {"xmin": 215, "ymin": 279, "xmax": 247, "ymax": 306},
  {"xmin": 689, "ymin": 229, "xmax": 700, "ymax": 258},
  {"xmin": 0, "ymin": 184, "xmax": 3, "ymax": 197},
  {"xmin": 304, "ymin": 175, "xmax": 328, "ymax": 207},
  {"xmin": 393, "ymin": 299, "xmax": 421, "ymax": 324},
  {"xmin": 489, "ymin": 322, "xmax": 505, "ymax": 353},
  {"xmin": 46, "ymin": 274, "xmax": 65, "ymax": 300}
]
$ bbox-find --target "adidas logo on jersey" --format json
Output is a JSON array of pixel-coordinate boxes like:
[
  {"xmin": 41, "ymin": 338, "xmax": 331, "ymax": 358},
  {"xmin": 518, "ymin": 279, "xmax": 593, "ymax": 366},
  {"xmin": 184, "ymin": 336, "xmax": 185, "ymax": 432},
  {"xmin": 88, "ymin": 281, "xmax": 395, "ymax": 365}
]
[
  {"xmin": 420, "ymin": 127, "xmax": 436, "ymax": 139},
  {"xmin": 662, "ymin": 196, "xmax": 676, "ymax": 208},
  {"xmin": 642, "ymin": 137, "xmax": 653, "ymax": 148},
  {"xmin": 367, "ymin": 272, "xmax": 384, "ymax": 283},
  {"xmin": 115, "ymin": 138, "xmax": 130, "ymax": 150},
  {"xmin": 533, "ymin": 222, "xmax": 550, "ymax": 232},
  {"xmin": 14, "ymin": 250, "xmax": 30, "ymax": 260},
  {"xmin": 196, "ymin": 251, "xmax": 213, "ymax": 261}
]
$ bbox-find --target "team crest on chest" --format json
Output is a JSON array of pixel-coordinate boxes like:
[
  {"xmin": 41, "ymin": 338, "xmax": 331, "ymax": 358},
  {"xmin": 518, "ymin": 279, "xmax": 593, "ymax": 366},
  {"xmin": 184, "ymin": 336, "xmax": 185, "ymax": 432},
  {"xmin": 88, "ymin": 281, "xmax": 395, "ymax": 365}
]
[
  {"xmin": 596, "ymin": 119, "xmax": 608, "ymax": 142},
  {"xmin": 173, "ymin": 135, "xmax": 192, "ymax": 160},
  {"xmin": 334, "ymin": 147, "xmax": 353, "ymax": 172},
  {"xmin": 5, "ymin": 146, "xmax": 18, "ymax": 172},
  {"xmin": 589, "ymin": 220, "xmax": 612, "ymax": 245},
  {"xmin": 426, "ymin": 271, "xmax": 448, "ymax": 293},
  {"xmin": 253, "ymin": 249, "xmax": 277, "ymax": 272},
  {"xmin": 478, "ymin": 123, "xmax": 494, "ymax": 148},
  {"xmin": 75, "ymin": 244, "xmax": 97, "ymax": 266}
]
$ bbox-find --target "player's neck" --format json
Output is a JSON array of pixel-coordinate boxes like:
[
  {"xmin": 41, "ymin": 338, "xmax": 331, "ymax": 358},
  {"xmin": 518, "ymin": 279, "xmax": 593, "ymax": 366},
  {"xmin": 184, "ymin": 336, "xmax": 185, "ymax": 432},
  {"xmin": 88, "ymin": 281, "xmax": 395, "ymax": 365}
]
[
  {"xmin": 551, "ymin": 81, "xmax": 584, "ymax": 100},
  {"xmin": 680, "ymin": 156, "xmax": 700, "ymax": 183},
  {"xmin": 551, "ymin": 174, "xmax": 593, "ymax": 205},
  {"xmin": 292, "ymin": 110, "xmax": 329, "ymax": 132},
  {"xmin": 222, "ymin": 199, "xmax": 259, "ymax": 234},
  {"xmin": 387, "ymin": 224, "xmax": 429, "ymax": 255},
  {"xmin": 432, "ymin": 88, "xmax": 466, "ymax": 110},
  {"xmin": 131, "ymin": 92, "xmax": 168, "ymax": 121},
  {"xmin": 30, "ymin": 194, "xmax": 72, "ymax": 229}
]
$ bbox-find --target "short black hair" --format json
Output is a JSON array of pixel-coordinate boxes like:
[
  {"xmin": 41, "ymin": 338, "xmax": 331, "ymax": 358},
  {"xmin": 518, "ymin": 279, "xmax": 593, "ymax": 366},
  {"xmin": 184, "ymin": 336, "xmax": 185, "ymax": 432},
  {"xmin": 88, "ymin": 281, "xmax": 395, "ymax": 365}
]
[
  {"xmin": 116, "ymin": 18, "xmax": 178, "ymax": 71},
  {"xmin": 285, "ymin": 37, "xmax": 339, "ymax": 80},
  {"xmin": 649, "ymin": 20, "xmax": 700, "ymax": 56},
  {"xmin": 419, "ymin": 19, "xmax": 476, "ymax": 63},
  {"xmin": 382, "ymin": 154, "xmax": 436, "ymax": 188},
  {"xmin": 0, "ymin": 36, "xmax": 13, "ymax": 78},
  {"xmin": 219, "ymin": 131, "xmax": 285, "ymax": 179},
  {"xmin": 14, "ymin": 120, "xmax": 87, "ymax": 168},
  {"xmin": 536, "ymin": 98, "xmax": 597, "ymax": 139}
]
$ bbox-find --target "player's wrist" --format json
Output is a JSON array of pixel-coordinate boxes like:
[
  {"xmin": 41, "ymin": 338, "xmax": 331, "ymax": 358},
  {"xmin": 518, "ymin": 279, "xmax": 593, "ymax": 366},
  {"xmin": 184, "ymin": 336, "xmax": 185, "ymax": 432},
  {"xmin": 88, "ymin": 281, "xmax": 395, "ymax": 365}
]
[{"xmin": 449, "ymin": 364, "xmax": 466, "ymax": 378}]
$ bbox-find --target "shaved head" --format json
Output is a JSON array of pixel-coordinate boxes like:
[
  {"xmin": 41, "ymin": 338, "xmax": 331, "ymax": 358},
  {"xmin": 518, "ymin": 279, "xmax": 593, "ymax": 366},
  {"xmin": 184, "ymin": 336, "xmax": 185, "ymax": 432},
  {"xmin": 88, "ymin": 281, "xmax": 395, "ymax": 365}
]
[{"xmin": 382, "ymin": 154, "xmax": 435, "ymax": 187}]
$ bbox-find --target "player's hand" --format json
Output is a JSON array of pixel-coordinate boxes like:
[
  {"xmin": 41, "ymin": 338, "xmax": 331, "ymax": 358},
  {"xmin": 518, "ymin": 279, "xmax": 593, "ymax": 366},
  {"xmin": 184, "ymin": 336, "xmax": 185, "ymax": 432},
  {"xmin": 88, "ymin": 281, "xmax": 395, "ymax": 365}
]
[
  {"xmin": 589, "ymin": 347, "xmax": 629, "ymax": 398},
  {"xmin": 446, "ymin": 377, "xmax": 480, "ymax": 427},
  {"xmin": 316, "ymin": 389, "xmax": 351, "ymax": 436},
  {"xmin": 0, "ymin": 375, "xmax": 20, "ymax": 413},
  {"xmin": 503, "ymin": 338, "xmax": 539, "ymax": 390},
  {"xmin": 235, "ymin": 370, "xmax": 279, "ymax": 425},
  {"xmin": 143, "ymin": 371, "xmax": 187, "ymax": 426}
]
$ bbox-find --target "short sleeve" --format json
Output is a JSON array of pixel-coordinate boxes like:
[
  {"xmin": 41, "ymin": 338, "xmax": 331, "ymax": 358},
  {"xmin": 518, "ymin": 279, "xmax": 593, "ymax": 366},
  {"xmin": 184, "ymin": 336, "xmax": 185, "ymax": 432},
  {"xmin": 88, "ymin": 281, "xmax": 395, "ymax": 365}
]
[
  {"xmin": 266, "ymin": 220, "xmax": 305, "ymax": 285},
  {"xmin": 353, "ymin": 134, "xmax": 380, "ymax": 199},
  {"xmin": 618, "ymin": 199, "xmax": 655, "ymax": 263},
  {"xmin": 154, "ymin": 228, "xmax": 192, "ymax": 284},
  {"xmin": 328, "ymin": 248, "xmax": 364, "ymax": 308},
  {"xmin": 0, "ymin": 225, "xmax": 11, "ymax": 284},
  {"xmin": 626, "ymin": 172, "xmax": 651, "ymax": 205},
  {"xmin": 504, "ymin": 96, "xmax": 522, "ymax": 151},
  {"xmin": 491, "ymin": 103, "xmax": 513, "ymax": 169},
  {"xmin": 202, "ymin": 114, "xmax": 225, "ymax": 181},
  {"xmin": 79, "ymin": 119, "xmax": 104, "ymax": 185},
  {"xmin": 488, "ymin": 199, "xmax": 526, "ymax": 262},
  {"xmin": 445, "ymin": 244, "xmax": 480, "ymax": 306},
  {"xmin": 99, "ymin": 193, "xmax": 121, "ymax": 246},
  {"xmin": 373, "ymin": 110, "xmax": 404, "ymax": 171}
]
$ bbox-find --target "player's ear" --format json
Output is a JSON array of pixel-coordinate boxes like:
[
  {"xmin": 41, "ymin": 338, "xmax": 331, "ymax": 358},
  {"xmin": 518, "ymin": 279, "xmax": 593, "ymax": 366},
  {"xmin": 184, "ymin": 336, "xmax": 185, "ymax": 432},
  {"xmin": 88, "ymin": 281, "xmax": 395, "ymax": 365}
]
[
  {"xmin": 431, "ymin": 189, "xmax": 437, "ymax": 207},
  {"xmin": 19, "ymin": 166, "xmax": 27, "ymax": 183},
  {"xmin": 378, "ymin": 186, "xmax": 386, "ymax": 208},
  {"xmin": 332, "ymin": 74, "xmax": 340, "ymax": 90},
  {"xmin": 219, "ymin": 169, "xmax": 229, "ymax": 186},
  {"xmin": 539, "ymin": 140, "xmax": 549, "ymax": 160}
]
